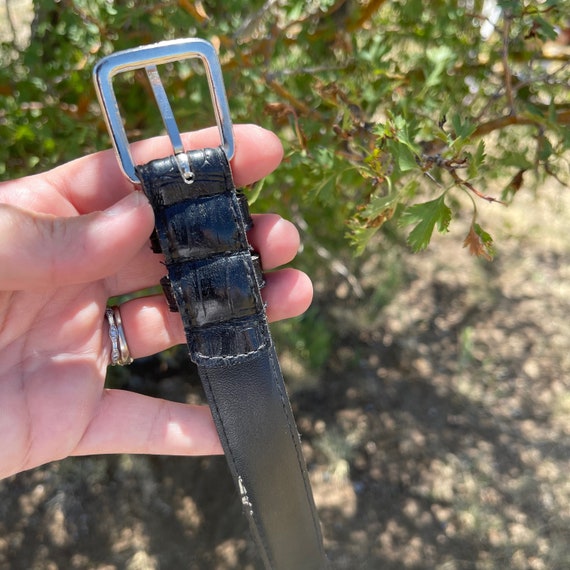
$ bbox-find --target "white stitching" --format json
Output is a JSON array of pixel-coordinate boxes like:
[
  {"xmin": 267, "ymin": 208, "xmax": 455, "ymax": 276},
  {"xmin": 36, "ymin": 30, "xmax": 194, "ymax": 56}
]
[{"xmin": 193, "ymin": 342, "xmax": 267, "ymax": 365}]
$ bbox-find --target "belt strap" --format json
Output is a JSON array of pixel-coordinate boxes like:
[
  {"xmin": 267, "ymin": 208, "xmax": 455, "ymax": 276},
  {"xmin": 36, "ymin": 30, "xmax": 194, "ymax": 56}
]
[
  {"xmin": 136, "ymin": 146, "xmax": 328, "ymax": 569},
  {"xmin": 93, "ymin": 38, "xmax": 328, "ymax": 569}
]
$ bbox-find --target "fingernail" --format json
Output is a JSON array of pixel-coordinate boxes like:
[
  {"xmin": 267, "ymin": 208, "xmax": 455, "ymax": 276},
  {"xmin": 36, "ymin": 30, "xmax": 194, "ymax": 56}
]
[{"xmin": 104, "ymin": 191, "xmax": 149, "ymax": 217}]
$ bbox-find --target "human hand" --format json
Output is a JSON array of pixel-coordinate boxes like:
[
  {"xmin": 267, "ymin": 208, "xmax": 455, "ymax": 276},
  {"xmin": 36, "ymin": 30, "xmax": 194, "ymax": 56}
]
[{"xmin": 0, "ymin": 125, "xmax": 312, "ymax": 480}]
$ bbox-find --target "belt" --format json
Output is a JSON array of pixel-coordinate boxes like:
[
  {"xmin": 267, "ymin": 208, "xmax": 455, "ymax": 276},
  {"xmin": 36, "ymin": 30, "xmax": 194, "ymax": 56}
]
[{"xmin": 93, "ymin": 38, "xmax": 328, "ymax": 569}]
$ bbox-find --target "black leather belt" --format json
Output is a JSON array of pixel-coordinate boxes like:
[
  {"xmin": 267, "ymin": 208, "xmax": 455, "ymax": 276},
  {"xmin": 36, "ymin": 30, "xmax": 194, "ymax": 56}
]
[{"xmin": 93, "ymin": 38, "xmax": 327, "ymax": 569}]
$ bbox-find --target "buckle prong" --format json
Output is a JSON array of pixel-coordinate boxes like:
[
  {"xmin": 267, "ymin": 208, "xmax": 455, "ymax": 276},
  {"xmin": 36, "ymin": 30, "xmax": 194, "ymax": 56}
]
[
  {"xmin": 145, "ymin": 64, "xmax": 194, "ymax": 183},
  {"xmin": 93, "ymin": 38, "xmax": 235, "ymax": 185}
]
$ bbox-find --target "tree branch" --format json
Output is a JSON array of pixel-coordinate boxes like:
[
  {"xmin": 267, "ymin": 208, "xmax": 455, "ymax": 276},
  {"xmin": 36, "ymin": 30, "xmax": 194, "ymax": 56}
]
[
  {"xmin": 348, "ymin": 0, "xmax": 388, "ymax": 32},
  {"xmin": 473, "ymin": 109, "xmax": 570, "ymax": 137},
  {"xmin": 263, "ymin": 76, "xmax": 313, "ymax": 117},
  {"xmin": 447, "ymin": 168, "xmax": 505, "ymax": 205}
]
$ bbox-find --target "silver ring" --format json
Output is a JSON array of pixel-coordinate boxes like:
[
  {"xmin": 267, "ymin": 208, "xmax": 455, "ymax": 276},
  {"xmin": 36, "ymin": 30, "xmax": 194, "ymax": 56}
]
[{"xmin": 105, "ymin": 306, "xmax": 133, "ymax": 366}]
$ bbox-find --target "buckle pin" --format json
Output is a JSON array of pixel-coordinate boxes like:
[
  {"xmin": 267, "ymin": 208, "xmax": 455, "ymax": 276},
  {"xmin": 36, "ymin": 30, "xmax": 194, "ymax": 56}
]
[
  {"xmin": 145, "ymin": 64, "xmax": 194, "ymax": 183},
  {"xmin": 93, "ymin": 38, "xmax": 235, "ymax": 185}
]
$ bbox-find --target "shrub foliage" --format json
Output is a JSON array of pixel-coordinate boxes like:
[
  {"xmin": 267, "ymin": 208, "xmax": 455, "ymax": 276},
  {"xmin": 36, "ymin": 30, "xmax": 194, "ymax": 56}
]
[{"xmin": 1, "ymin": 0, "xmax": 569, "ymax": 261}]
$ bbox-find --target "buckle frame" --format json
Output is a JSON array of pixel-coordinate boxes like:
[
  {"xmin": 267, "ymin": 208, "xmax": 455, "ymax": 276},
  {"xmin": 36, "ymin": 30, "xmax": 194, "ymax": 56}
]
[{"xmin": 93, "ymin": 38, "xmax": 235, "ymax": 185}]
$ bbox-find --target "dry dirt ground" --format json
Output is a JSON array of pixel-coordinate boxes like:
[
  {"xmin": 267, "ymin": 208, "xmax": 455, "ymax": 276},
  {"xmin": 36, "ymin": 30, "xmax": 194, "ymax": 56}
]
[
  {"xmin": 1, "ymin": 2, "xmax": 569, "ymax": 566},
  {"xmin": 1, "ymin": 182, "xmax": 569, "ymax": 570}
]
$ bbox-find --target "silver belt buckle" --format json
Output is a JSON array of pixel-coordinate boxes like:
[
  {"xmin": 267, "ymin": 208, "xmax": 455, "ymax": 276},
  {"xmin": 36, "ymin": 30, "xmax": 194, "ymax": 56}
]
[{"xmin": 93, "ymin": 38, "xmax": 235, "ymax": 185}]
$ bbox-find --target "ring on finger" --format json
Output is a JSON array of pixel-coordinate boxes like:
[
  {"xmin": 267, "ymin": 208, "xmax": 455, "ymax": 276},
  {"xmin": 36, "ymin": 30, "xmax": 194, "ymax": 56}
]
[{"xmin": 105, "ymin": 305, "xmax": 134, "ymax": 366}]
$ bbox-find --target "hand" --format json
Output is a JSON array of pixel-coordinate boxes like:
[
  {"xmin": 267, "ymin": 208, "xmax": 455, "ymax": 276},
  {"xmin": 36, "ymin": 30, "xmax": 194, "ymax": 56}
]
[{"xmin": 0, "ymin": 125, "xmax": 313, "ymax": 480}]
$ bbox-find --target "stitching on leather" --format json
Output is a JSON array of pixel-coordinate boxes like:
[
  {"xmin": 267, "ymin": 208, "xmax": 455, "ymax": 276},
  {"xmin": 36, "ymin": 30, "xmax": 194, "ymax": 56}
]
[
  {"xmin": 141, "ymin": 146, "xmax": 322, "ymax": 566},
  {"xmin": 193, "ymin": 342, "xmax": 267, "ymax": 365}
]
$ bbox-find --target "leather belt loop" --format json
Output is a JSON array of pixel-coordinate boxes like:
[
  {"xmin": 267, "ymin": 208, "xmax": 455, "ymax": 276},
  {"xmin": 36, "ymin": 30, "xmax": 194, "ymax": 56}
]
[{"xmin": 93, "ymin": 39, "xmax": 328, "ymax": 569}]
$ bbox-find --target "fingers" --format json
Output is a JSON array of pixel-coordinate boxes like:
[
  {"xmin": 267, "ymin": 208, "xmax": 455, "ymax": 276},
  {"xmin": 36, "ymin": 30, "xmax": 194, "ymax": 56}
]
[
  {"xmin": 0, "ymin": 193, "xmax": 155, "ymax": 290},
  {"xmin": 106, "ymin": 214, "xmax": 302, "ymax": 297},
  {"xmin": 72, "ymin": 390, "xmax": 223, "ymax": 457},
  {"xmin": 0, "ymin": 124, "xmax": 285, "ymax": 293},
  {"xmin": 47, "ymin": 124, "xmax": 284, "ymax": 214},
  {"xmin": 107, "ymin": 212, "xmax": 312, "ymax": 361},
  {"xmin": 248, "ymin": 214, "xmax": 301, "ymax": 271},
  {"xmin": 263, "ymin": 268, "xmax": 313, "ymax": 322},
  {"xmin": 114, "ymin": 268, "xmax": 313, "ymax": 359},
  {"xmin": 72, "ymin": 271, "xmax": 314, "ymax": 460}
]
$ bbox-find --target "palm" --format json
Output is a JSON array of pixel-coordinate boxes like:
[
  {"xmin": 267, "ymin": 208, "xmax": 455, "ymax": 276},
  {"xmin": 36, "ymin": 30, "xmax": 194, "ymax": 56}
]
[
  {"xmin": 0, "ymin": 126, "xmax": 313, "ymax": 479},
  {"xmin": 0, "ymin": 281, "xmax": 109, "ymax": 475}
]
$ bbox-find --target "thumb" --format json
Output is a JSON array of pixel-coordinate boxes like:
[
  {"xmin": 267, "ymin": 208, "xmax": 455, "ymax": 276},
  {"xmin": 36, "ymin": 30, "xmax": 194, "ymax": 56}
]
[{"xmin": 0, "ymin": 191, "xmax": 155, "ymax": 290}]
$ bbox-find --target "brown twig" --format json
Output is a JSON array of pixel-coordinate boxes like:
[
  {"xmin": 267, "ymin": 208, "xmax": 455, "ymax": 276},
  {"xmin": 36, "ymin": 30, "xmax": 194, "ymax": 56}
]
[
  {"xmin": 473, "ymin": 109, "xmax": 570, "ymax": 137},
  {"xmin": 447, "ymin": 167, "xmax": 505, "ymax": 205},
  {"xmin": 544, "ymin": 162, "xmax": 569, "ymax": 188},
  {"xmin": 177, "ymin": 0, "xmax": 209, "ymax": 23},
  {"xmin": 264, "ymin": 102, "xmax": 307, "ymax": 150},
  {"xmin": 348, "ymin": 0, "xmax": 388, "ymax": 32},
  {"xmin": 420, "ymin": 155, "xmax": 504, "ymax": 204},
  {"xmin": 263, "ymin": 76, "xmax": 313, "ymax": 117}
]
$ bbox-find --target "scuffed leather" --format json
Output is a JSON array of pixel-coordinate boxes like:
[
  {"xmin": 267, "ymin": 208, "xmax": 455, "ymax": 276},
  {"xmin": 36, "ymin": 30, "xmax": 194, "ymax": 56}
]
[{"xmin": 136, "ymin": 147, "xmax": 328, "ymax": 570}]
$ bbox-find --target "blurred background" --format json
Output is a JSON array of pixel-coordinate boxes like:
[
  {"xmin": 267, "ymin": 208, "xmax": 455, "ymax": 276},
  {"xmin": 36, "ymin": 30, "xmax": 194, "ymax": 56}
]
[{"xmin": 1, "ymin": 1, "xmax": 569, "ymax": 568}]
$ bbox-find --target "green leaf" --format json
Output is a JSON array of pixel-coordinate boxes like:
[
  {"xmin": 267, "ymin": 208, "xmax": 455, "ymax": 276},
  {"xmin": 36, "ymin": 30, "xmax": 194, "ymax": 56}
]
[
  {"xmin": 398, "ymin": 143, "xmax": 418, "ymax": 172},
  {"xmin": 501, "ymin": 150, "xmax": 534, "ymax": 170},
  {"xmin": 424, "ymin": 45, "xmax": 455, "ymax": 89},
  {"xmin": 392, "ymin": 115, "xmax": 415, "ymax": 148},
  {"xmin": 533, "ymin": 16, "xmax": 559, "ymax": 42},
  {"xmin": 538, "ymin": 136, "xmax": 554, "ymax": 162},
  {"xmin": 467, "ymin": 140, "xmax": 486, "ymax": 179},
  {"xmin": 307, "ymin": 173, "xmax": 338, "ymax": 206},
  {"xmin": 548, "ymin": 99, "xmax": 558, "ymax": 126},
  {"xmin": 14, "ymin": 124, "xmax": 35, "ymax": 143},
  {"xmin": 400, "ymin": 195, "xmax": 452, "ymax": 252},
  {"xmin": 348, "ymin": 223, "xmax": 382, "ymax": 256},
  {"xmin": 451, "ymin": 114, "xmax": 476, "ymax": 141},
  {"xmin": 314, "ymin": 146, "xmax": 335, "ymax": 170},
  {"xmin": 361, "ymin": 193, "xmax": 398, "ymax": 219},
  {"xmin": 247, "ymin": 176, "xmax": 265, "ymax": 205},
  {"xmin": 386, "ymin": 137, "xmax": 419, "ymax": 173}
]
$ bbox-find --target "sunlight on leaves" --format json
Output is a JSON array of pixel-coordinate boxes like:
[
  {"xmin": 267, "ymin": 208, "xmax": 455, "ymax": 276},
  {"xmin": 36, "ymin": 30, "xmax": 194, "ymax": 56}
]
[{"xmin": 400, "ymin": 195, "xmax": 452, "ymax": 252}]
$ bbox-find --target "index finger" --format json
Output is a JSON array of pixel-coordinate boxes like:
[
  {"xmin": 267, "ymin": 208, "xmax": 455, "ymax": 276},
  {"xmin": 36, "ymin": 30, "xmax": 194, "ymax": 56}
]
[{"xmin": 46, "ymin": 124, "xmax": 284, "ymax": 214}]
